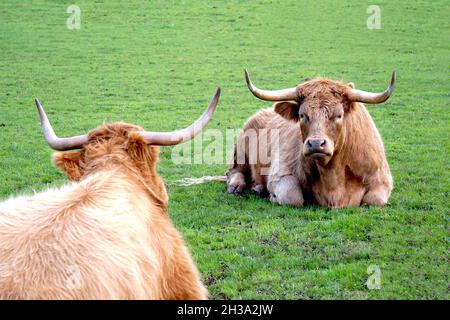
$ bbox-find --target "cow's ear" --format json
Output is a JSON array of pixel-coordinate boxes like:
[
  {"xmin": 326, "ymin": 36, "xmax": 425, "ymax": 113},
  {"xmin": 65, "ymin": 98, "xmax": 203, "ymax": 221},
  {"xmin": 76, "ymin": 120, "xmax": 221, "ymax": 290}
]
[
  {"xmin": 126, "ymin": 132, "xmax": 157, "ymax": 166},
  {"xmin": 53, "ymin": 151, "xmax": 82, "ymax": 181},
  {"xmin": 126, "ymin": 133, "xmax": 168, "ymax": 205},
  {"xmin": 274, "ymin": 101, "xmax": 300, "ymax": 121}
]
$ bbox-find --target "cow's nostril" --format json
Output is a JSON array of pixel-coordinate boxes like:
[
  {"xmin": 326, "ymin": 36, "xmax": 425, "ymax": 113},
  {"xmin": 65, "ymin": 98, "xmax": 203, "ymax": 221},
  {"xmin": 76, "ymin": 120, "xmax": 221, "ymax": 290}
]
[{"xmin": 306, "ymin": 139, "xmax": 327, "ymax": 152}]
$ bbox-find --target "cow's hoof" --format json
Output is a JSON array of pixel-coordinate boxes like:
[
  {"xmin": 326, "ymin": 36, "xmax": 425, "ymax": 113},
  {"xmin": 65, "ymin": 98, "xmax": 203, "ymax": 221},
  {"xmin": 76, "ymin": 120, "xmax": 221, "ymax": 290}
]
[
  {"xmin": 227, "ymin": 171, "xmax": 247, "ymax": 195},
  {"xmin": 251, "ymin": 184, "xmax": 268, "ymax": 198},
  {"xmin": 269, "ymin": 193, "xmax": 277, "ymax": 203},
  {"xmin": 227, "ymin": 182, "xmax": 247, "ymax": 195}
]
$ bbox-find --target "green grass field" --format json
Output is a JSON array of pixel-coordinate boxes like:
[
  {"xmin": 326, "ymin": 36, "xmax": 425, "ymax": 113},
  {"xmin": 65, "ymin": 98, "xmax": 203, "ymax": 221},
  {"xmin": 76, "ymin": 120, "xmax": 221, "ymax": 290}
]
[{"xmin": 0, "ymin": 1, "xmax": 448, "ymax": 299}]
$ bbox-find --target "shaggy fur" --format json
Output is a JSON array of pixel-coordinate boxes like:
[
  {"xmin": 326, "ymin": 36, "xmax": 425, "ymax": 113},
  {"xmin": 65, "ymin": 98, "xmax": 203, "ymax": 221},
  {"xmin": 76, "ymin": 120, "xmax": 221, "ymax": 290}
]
[
  {"xmin": 227, "ymin": 78, "xmax": 393, "ymax": 208},
  {"xmin": 0, "ymin": 122, "xmax": 207, "ymax": 299}
]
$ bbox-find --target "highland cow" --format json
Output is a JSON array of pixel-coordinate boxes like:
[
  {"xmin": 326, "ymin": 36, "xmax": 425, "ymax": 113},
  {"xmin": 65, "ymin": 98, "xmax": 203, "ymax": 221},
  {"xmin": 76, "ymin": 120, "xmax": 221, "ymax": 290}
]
[
  {"xmin": 227, "ymin": 70, "xmax": 396, "ymax": 208},
  {"xmin": 0, "ymin": 89, "xmax": 220, "ymax": 299}
]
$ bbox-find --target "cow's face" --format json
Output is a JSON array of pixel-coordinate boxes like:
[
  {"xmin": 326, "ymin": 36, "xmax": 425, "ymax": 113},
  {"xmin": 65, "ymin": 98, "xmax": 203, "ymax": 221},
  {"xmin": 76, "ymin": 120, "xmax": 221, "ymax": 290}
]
[
  {"xmin": 298, "ymin": 87, "xmax": 349, "ymax": 164},
  {"xmin": 298, "ymin": 93, "xmax": 346, "ymax": 164},
  {"xmin": 273, "ymin": 79, "xmax": 352, "ymax": 165}
]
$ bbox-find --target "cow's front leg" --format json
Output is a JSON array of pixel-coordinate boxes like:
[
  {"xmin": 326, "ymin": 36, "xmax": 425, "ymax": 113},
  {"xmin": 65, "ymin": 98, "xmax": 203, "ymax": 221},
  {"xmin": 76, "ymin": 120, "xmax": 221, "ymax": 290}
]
[
  {"xmin": 362, "ymin": 187, "xmax": 390, "ymax": 206},
  {"xmin": 269, "ymin": 175, "xmax": 304, "ymax": 207},
  {"xmin": 362, "ymin": 177, "xmax": 393, "ymax": 206}
]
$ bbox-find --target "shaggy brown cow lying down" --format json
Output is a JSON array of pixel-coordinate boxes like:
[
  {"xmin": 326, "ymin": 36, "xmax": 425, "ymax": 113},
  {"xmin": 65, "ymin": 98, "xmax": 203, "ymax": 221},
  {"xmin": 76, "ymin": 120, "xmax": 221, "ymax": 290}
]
[
  {"xmin": 227, "ymin": 70, "xmax": 396, "ymax": 208},
  {"xmin": 0, "ymin": 89, "xmax": 220, "ymax": 299}
]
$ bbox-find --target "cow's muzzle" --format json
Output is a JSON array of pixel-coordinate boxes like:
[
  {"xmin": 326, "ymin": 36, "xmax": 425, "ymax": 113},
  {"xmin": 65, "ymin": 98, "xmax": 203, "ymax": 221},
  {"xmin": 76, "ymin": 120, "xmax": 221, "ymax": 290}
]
[{"xmin": 304, "ymin": 138, "xmax": 332, "ymax": 158}]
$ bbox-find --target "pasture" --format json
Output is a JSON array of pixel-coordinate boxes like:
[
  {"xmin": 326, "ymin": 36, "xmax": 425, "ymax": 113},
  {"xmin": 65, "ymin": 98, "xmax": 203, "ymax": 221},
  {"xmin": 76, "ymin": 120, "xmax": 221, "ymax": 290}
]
[{"xmin": 0, "ymin": 1, "xmax": 448, "ymax": 299}]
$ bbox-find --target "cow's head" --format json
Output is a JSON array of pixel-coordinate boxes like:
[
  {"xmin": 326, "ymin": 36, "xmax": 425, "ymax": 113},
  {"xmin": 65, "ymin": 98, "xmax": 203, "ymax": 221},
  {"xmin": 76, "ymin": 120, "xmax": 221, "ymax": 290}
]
[
  {"xmin": 34, "ymin": 89, "xmax": 220, "ymax": 202},
  {"xmin": 244, "ymin": 70, "xmax": 396, "ymax": 165}
]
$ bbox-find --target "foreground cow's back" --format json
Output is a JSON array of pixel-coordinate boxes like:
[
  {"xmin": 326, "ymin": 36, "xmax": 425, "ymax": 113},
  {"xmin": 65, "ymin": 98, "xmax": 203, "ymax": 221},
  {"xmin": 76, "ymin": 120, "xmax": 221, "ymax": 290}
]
[{"xmin": 0, "ymin": 168, "xmax": 206, "ymax": 299}]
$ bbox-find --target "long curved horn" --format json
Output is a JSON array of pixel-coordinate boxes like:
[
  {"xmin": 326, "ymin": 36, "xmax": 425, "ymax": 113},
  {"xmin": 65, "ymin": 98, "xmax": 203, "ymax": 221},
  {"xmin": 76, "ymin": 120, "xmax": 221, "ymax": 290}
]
[
  {"xmin": 139, "ymin": 88, "xmax": 221, "ymax": 146},
  {"xmin": 35, "ymin": 99, "xmax": 88, "ymax": 151},
  {"xmin": 346, "ymin": 72, "xmax": 397, "ymax": 104},
  {"xmin": 244, "ymin": 69, "xmax": 298, "ymax": 101}
]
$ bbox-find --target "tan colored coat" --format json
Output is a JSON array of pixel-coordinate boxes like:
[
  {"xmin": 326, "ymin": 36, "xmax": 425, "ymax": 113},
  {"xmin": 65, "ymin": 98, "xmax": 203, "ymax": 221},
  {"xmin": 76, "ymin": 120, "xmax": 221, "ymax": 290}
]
[
  {"xmin": 227, "ymin": 78, "xmax": 393, "ymax": 208},
  {"xmin": 0, "ymin": 123, "xmax": 207, "ymax": 299}
]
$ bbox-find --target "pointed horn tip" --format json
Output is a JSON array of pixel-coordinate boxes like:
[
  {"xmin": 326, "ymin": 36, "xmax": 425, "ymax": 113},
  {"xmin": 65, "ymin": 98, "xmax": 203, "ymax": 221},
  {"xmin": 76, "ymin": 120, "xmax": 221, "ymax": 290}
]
[
  {"xmin": 391, "ymin": 71, "xmax": 397, "ymax": 86},
  {"xmin": 210, "ymin": 88, "xmax": 221, "ymax": 106},
  {"xmin": 387, "ymin": 71, "xmax": 397, "ymax": 93},
  {"xmin": 208, "ymin": 88, "xmax": 221, "ymax": 113},
  {"xmin": 34, "ymin": 98, "xmax": 45, "ymax": 116},
  {"xmin": 244, "ymin": 69, "xmax": 255, "ymax": 92},
  {"xmin": 244, "ymin": 69, "xmax": 252, "ymax": 88}
]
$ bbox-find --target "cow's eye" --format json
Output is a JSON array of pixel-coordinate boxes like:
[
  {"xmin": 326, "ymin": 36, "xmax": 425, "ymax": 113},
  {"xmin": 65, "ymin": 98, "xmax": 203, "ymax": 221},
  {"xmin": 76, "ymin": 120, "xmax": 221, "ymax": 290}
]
[
  {"xmin": 300, "ymin": 113, "xmax": 309, "ymax": 121},
  {"xmin": 335, "ymin": 114, "xmax": 343, "ymax": 120}
]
